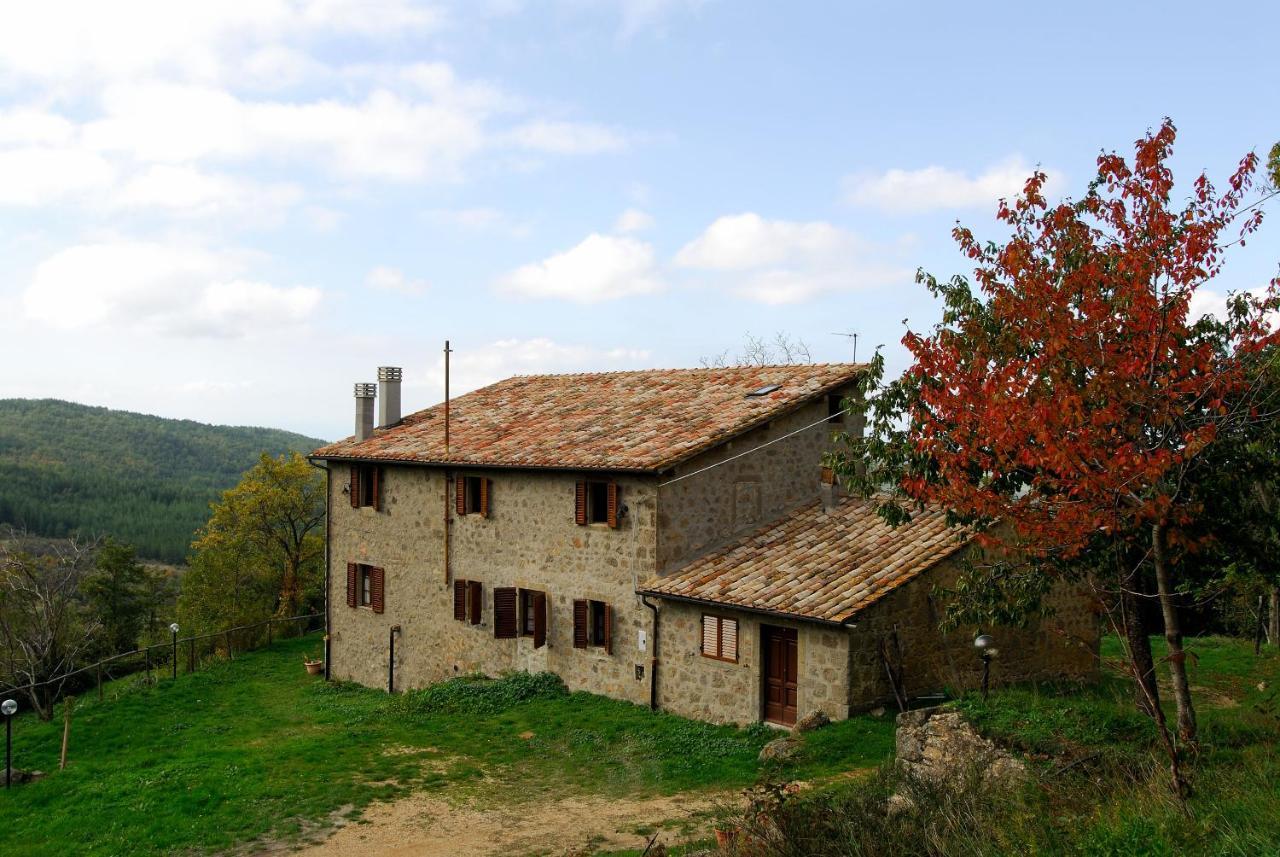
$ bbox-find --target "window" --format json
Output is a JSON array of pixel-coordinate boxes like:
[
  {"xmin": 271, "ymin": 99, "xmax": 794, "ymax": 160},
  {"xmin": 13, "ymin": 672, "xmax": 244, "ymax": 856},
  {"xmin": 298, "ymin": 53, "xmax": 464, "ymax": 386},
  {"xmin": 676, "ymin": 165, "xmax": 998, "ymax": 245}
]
[
  {"xmin": 519, "ymin": 589, "xmax": 541, "ymax": 636},
  {"xmin": 574, "ymin": 599, "xmax": 612, "ymax": 654},
  {"xmin": 345, "ymin": 563, "xmax": 384, "ymax": 614},
  {"xmin": 701, "ymin": 615, "xmax": 738, "ymax": 662},
  {"xmin": 349, "ymin": 464, "xmax": 381, "ymax": 509},
  {"xmin": 456, "ymin": 475, "xmax": 489, "ymax": 517},
  {"xmin": 827, "ymin": 393, "xmax": 845, "ymax": 423},
  {"xmin": 453, "ymin": 579, "xmax": 482, "ymax": 624},
  {"xmin": 510, "ymin": 588, "xmax": 546, "ymax": 648},
  {"xmin": 575, "ymin": 480, "xmax": 619, "ymax": 528}
]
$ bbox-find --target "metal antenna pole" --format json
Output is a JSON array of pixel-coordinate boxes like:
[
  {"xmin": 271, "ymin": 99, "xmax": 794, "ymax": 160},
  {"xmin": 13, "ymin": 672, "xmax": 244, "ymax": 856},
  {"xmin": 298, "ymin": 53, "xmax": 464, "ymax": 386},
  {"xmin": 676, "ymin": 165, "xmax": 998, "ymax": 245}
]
[{"xmin": 830, "ymin": 332, "xmax": 860, "ymax": 363}]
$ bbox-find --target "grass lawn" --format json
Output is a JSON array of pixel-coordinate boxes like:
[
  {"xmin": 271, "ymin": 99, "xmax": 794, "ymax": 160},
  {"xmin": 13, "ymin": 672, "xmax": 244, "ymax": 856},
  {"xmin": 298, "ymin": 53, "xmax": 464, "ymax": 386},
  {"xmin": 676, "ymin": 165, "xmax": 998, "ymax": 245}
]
[
  {"xmin": 749, "ymin": 634, "xmax": 1280, "ymax": 857},
  {"xmin": 0, "ymin": 633, "xmax": 894, "ymax": 856}
]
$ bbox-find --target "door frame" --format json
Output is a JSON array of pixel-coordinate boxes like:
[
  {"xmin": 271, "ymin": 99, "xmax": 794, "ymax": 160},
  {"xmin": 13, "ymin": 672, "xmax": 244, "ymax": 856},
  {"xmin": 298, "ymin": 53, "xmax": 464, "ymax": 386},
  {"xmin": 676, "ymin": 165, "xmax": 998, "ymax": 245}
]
[{"xmin": 761, "ymin": 624, "xmax": 798, "ymax": 726}]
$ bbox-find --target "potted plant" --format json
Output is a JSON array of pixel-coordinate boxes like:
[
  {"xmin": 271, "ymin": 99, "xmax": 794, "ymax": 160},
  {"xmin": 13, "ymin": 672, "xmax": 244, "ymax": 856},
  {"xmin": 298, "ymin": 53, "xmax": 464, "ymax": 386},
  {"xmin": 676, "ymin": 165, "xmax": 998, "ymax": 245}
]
[{"xmin": 303, "ymin": 654, "xmax": 323, "ymax": 675}]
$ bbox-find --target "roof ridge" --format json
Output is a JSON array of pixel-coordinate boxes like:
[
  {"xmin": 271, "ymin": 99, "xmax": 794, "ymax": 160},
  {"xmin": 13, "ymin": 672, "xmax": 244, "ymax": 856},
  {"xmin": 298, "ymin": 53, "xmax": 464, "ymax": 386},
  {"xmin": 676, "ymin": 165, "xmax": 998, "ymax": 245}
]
[{"xmin": 504, "ymin": 362, "xmax": 865, "ymax": 380}]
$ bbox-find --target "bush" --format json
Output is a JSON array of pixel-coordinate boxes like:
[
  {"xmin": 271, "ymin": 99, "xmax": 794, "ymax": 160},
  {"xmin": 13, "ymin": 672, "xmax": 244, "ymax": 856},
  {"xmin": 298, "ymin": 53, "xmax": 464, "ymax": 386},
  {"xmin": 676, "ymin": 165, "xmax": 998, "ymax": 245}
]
[{"xmin": 385, "ymin": 671, "xmax": 568, "ymax": 717}]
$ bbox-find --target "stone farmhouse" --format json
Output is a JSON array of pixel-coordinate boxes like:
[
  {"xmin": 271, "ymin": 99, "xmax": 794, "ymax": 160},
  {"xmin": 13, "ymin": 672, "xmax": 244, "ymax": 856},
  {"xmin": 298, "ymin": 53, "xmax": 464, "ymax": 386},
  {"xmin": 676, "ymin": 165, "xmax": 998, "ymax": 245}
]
[{"xmin": 310, "ymin": 364, "xmax": 1097, "ymax": 726}]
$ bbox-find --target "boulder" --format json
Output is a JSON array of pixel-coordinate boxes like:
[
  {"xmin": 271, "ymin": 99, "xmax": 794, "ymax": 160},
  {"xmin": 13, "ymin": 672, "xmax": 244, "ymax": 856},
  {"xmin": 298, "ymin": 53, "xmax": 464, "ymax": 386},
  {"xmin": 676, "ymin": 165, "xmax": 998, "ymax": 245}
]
[
  {"xmin": 795, "ymin": 710, "xmax": 830, "ymax": 732},
  {"xmin": 758, "ymin": 736, "xmax": 802, "ymax": 764},
  {"xmin": 894, "ymin": 707, "xmax": 1025, "ymax": 788}
]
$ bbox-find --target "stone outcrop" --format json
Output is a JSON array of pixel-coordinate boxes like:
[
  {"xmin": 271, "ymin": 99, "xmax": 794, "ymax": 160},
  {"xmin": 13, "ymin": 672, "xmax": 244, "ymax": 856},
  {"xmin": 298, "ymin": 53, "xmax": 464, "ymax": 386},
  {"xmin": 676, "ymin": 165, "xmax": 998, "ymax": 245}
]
[
  {"xmin": 758, "ymin": 736, "xmax": 803, "ymax": 764},
  {"xmin": 796, "ymin": 709, "xmax": 831, "ymax": 732},
  {"xmin": 895, "ymin": 707, "xmax": 1026, "ymax": 787}
]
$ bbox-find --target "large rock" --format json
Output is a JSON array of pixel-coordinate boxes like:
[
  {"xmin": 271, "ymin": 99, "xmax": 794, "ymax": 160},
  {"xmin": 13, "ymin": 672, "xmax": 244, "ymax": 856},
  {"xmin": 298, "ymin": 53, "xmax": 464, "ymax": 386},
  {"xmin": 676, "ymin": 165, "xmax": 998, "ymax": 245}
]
[
  {"xmin": 894, "ymin": 707, "xmax": 1025, "ymax": 787},
  {"xmin": 758, "ymin": 736, "xmax": 802, "ymax": 764},
  {"xmin": 795, "ymin": 710, "xmax": 830, "ymax": 732}
]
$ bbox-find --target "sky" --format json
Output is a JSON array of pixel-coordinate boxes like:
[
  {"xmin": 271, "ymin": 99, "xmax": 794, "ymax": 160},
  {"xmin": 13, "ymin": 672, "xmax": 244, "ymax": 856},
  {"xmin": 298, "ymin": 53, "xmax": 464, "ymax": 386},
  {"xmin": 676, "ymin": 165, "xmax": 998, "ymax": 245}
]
[{"xmin": 1, "ymin": 0, "xmax": 1277, "ymax": 440}]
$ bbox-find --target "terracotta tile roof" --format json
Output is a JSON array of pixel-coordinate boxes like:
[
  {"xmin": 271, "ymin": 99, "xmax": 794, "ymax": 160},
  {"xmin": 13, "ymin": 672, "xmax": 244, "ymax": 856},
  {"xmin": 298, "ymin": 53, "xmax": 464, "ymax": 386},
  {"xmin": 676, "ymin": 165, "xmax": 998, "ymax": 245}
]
[
  {"xmin": 639, "ymin": 496, "xmax": 971, "ymax": 624},
  {"xmin": 311, "ymin": 364, "xmax": 863, "ymax": 472}
]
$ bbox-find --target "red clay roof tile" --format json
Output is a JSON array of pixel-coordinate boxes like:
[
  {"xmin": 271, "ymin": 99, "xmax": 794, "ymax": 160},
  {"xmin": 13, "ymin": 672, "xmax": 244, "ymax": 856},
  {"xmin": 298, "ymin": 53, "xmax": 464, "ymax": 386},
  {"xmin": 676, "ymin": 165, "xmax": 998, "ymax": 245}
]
[{"xmin": 312, "ymin": 364, "xmax": 863, "ymax": 472}]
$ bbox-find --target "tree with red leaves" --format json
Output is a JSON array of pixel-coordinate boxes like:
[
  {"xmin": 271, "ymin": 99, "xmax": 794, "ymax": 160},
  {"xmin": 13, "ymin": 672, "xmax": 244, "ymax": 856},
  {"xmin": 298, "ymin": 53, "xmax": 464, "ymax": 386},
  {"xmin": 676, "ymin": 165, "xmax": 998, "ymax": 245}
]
[{"xmin": 833, "ymin": 120, "xmax": 1280, "ymax": 793}]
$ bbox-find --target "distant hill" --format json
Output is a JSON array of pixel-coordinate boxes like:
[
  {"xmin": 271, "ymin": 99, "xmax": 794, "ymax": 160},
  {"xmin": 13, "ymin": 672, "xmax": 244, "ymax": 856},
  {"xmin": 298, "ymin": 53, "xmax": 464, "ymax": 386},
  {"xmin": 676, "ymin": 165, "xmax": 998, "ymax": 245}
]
[{"xmin": 0, "ymin": 399, "xmax": 327, "ymax": 563}]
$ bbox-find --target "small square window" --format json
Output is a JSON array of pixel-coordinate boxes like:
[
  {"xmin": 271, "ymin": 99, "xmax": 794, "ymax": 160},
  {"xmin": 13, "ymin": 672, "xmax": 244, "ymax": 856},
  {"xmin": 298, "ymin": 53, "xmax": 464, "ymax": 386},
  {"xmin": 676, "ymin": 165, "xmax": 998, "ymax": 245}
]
[
  {"xmin": 463, "ymin": 476, "xmax": 483, "ymax": 514},
  {"xmin": 701, "ymin": 615, "xmax": 738, "ymax": 662},
  {"xmin": 587, "ymin": 481, "xmax": 609, "ymax": 524},
  {"xmin": 589, "ymin": 600, "xmax": 607, "ymax": 646},
  {"xmin": 827, "ymin": 393, "xmax": 845, "ymax": 423}
]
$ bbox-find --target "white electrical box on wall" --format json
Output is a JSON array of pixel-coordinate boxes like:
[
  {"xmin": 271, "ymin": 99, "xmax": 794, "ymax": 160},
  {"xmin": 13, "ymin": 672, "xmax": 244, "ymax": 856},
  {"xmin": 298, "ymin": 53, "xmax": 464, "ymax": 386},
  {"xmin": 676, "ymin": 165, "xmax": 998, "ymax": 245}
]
[{"xmin": 637, "ymin": 629, "xmax": 647, "ymax": 652}]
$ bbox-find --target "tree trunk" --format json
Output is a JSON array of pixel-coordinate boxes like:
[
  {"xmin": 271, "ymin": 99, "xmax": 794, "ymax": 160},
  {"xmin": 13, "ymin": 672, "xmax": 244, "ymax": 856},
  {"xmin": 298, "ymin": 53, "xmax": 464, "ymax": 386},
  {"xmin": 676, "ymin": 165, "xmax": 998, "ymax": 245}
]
[
  {"xmin": 1152, "ymin": 523, "xmax": 1197, "ymax": 749},
  {"xmin": 277, "ymin": 556, "xmax": 301, "ymax": 620},
  {"xmin": 1268, "ymin": 587, "xmax": 1280, "ymax": 647},
  {"xmin": 1122, "ymin": 582, "xmax": 1161, "ymax": 718}
]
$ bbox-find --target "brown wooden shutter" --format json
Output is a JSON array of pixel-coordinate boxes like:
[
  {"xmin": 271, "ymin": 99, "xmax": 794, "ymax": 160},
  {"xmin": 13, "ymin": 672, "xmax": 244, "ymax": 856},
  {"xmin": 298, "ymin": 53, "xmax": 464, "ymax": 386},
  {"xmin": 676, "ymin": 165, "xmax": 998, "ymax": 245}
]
[
  {"xmin": 468, "ymin": 580, "xmax": 482, "ymax": 625},
  {"xmin": 573, "ymin": 599, "xmax": 588, "ymax": 648},
  {"xmin": 349, "ymin": 466, "xmax": 360, "ymax": 508},
  {"xmin": 372, "ymin": 466, "xmax": 383, "ymax": 511},
  {"xmin": 606, "ymin": 482, "xmax": 620, "ymax": 529},
  {"xmin": 494, "ymin": 587, "xmax": 517, "ymax": 639},
  {"xmin": 479, "ymin": 478, "xmax": 490, "ymax": 518},
  {"xmin": 574, "ymin": 481, "xmax": 587, "ymax": 525},
  {"xmin": 370, "ymin": 566, "xmax": 385, "ymax": 614},
  {"xmin": 453, "ymin": 579, "xmax": 466, "ymax": 621},
  {"xmin": 346, "ymin": 562, "xmax": 358, "ymax": 607},
  {"xmin": 533, "ymin": 592, "xmax": 547, "ymax": 649},
  {"xmin": 455, "ymin": 476, "xmax": 467, "ymax": 516},
  {"xmin": 603, "ymin": 603, "xmax": 613, "ymax": 655}
]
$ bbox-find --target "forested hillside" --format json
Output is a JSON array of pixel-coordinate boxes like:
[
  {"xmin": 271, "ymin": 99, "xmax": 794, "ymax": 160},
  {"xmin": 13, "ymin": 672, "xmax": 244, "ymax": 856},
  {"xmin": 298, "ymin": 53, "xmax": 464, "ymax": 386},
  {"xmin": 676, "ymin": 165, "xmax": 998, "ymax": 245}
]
[{"xmin": 0, "ymin": 400, "xmax": 326, "ymax": 563}]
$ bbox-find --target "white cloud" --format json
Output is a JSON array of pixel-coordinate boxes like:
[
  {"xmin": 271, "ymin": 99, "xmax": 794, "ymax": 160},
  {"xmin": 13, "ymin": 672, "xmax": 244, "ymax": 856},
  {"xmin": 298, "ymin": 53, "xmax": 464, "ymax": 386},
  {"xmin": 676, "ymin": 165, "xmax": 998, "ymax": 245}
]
[
  {"xmin": 0, "ymin": 146, "xmax": 117, "ymax": 205},
  {"xmin": 23, "ymin": 241, "xmax": 319, "ymax": 336},
  {"xmin": 425, "ymin": 337, "xmax": 652, "ymax": 396},
  {"xmin": 112, "ymin": 165, "xmax": 303, "ymax": 219},
  {"xmin": 422, "ymin": 206, "xmax": 529, "ymax": 236},
  {"xmin": 676, "ymin": 212, "xmax": 912, "ymax": 304},
  {"xmin": 507, "ymin": 120, "xmax": 628, "ymax": 155},
  {"xmin": 614, "ymin": 208, "xmax": 654, "ymax": 233},
  {"xmin": 365, "ymin": 265, "xmax": 428, "ymax": 296},
  {"xmin": 498, "ymin": 233, "xmax": 663, "ymax": 302},
  {"xmin": 843, "ymin": 157, "xmax": 1061, "ymax": 213}
]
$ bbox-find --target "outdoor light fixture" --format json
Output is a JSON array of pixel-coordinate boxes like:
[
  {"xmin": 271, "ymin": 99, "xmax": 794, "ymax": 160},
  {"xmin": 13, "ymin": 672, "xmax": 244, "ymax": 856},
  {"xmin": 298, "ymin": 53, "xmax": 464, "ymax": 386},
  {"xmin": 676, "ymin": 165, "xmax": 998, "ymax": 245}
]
[
  {"xmin": 170, "ymin": 624, "xmax": 180, "ymax": 680},
  {"xmin": 2, "ymin": 698, "xmax": 16, "ymax": 789},
  {"xmin": 974, "ymin": 634, "xmax": 996, "ymax": 700}
]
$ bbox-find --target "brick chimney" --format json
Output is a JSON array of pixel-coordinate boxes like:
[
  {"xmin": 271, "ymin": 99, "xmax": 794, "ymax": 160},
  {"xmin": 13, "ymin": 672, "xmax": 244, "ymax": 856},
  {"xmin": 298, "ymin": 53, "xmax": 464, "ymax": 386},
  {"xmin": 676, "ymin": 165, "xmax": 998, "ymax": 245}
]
[
  {"xmin": 354, "ymin": 383, "xmax": 376, "ymax": 441},
  {"xmin": 819, "ymin": 466, "xmax": 841, "ymax": 512},
  {"xmin": 377, "ymin": 366, "xmax": 402, "ymax": 429}
]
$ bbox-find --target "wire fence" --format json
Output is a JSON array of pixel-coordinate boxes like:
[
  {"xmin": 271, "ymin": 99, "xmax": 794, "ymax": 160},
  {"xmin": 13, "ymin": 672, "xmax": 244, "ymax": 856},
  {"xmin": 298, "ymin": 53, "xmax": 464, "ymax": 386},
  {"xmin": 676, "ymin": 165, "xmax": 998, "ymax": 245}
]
[{"xmin": 0, "ymin": 613, "xmax": 323, "ymax": 713}]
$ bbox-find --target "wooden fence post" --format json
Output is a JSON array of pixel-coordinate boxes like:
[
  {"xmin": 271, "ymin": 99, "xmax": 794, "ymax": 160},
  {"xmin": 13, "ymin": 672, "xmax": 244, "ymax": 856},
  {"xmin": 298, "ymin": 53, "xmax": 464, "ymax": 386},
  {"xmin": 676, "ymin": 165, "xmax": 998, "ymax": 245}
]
[
  {"xmin": 60, "ymin": 696, "xmax": 73, "ymax": 770},
  {"xmin": 96, "ymin": 663, "xmax": 103, "ymax": 701},
  {"xmin": 226, "ymin": 631, "xmax": 233, "ymax": 661},
  {"xmin": 145, "ymin": 647, "xmax": 152, "ymax": 684},
  {"xmin": 189, "ymin": 638, "xmax": 195, "ymax": 674},
  {"xmin": 267, "ymin": 620, "xmax": 272, "ymax": 648}
]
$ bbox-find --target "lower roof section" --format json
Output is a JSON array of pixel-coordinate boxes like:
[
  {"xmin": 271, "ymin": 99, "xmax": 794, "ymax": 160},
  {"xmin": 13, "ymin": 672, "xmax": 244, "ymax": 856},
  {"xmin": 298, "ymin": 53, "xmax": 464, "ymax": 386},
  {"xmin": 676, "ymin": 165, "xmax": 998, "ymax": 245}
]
[{"xmin": 639, "ymin": 495, "xmax": 971, "ymax": 625}]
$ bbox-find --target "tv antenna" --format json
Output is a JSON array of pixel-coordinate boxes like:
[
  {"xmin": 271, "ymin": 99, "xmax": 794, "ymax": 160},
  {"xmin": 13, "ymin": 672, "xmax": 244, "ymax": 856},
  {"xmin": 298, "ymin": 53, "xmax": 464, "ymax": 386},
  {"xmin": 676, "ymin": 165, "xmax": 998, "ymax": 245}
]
[{"xmin": 831, "ymin": 331, "xmax": 859, "ymax": 363}]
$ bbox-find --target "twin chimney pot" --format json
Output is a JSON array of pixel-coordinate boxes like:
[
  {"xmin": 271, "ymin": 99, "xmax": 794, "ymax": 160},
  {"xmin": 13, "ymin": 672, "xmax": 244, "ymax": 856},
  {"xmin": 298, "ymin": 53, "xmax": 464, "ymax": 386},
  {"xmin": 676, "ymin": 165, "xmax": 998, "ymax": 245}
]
[{"xmin": 353, "ymin": 366, "xmax": 402, "ymax": 442}]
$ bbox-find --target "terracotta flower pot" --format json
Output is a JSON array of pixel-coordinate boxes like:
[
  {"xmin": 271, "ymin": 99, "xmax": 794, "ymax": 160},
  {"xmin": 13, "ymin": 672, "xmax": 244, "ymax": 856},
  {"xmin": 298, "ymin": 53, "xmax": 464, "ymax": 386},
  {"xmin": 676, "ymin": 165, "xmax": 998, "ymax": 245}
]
[
  {"xmin": 714, "ymin": 826, "xmax": 738, "ymax": 849},
  {"xmin": 304, "ymin": 659, "xmax": 323, "ymax": 676}
]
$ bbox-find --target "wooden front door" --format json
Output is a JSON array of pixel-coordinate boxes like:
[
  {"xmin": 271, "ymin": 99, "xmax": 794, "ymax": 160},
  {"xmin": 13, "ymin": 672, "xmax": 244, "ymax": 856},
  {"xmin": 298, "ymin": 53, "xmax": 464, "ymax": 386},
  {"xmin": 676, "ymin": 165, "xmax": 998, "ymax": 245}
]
[{"xmin": 762, "ymin": 625, "xmax": 798, "ymax": 725}]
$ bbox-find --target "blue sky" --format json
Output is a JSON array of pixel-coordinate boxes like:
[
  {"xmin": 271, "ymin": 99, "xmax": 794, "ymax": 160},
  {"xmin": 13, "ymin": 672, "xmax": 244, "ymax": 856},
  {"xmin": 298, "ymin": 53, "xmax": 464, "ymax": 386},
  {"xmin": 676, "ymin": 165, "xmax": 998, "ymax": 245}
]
[{"xmin": 1, "ymin": 0, "xmax": 1276, "ymax": 440}]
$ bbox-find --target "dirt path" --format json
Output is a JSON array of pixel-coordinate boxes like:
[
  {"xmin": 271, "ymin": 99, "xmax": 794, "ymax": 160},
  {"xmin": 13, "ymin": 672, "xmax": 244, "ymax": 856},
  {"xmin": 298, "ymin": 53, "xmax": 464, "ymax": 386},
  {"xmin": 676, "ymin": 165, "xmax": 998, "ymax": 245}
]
[{"xmin": 281, "ymin": 788, "xmax": 728, "ymax": 857}]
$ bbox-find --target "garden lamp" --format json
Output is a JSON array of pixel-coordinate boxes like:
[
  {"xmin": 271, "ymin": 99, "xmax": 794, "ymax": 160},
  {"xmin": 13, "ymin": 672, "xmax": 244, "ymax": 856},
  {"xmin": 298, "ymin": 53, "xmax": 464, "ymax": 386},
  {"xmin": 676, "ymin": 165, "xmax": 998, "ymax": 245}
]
[
  {"xmin": 974, "ymin": 634, "xmax": 995, "ymax": 700},
  {"xmin": 2, "ymin": 698, "xmax": 16, "ymax": 789},
  {"xmin": 170, "ymin": 624, "xmax": 180, "ymax": 680}
]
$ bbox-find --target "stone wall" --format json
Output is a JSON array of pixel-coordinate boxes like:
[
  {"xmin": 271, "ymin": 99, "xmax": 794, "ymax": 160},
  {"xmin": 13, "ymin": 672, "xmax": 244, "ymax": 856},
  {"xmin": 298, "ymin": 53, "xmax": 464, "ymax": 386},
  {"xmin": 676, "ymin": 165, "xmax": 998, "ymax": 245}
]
[
  {"xmin": 847, "ymin": 551, "xmax": 1100, "ymax": 710},
  {"xmin": 326, "ymin": 464, "xmax": 658, "ymax": 705},
  {"xmin": 655, "ymin": 385, "xmax": 862, "ymax": 574},
  {"xmin": 653, "ymin": 600, "xmax": 851, "ymax": 725}
]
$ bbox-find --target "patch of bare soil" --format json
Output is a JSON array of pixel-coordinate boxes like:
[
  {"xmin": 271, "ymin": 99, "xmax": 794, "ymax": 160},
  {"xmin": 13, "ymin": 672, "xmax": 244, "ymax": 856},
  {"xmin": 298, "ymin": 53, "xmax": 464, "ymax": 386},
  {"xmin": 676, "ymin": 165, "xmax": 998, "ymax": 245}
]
[{"xmin": 276, "ymin": 788, "xmax": 726, "ymax": 857}]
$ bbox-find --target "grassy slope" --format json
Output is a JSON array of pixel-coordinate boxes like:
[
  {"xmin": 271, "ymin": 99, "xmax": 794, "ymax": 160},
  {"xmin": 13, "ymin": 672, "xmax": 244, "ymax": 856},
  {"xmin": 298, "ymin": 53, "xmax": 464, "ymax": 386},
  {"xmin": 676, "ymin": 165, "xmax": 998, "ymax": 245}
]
[
  {"xmin": 0, "ymin": 633, "xmax": 894, "ymax": 856},
  {"xmin": 0, "ymin": 399, "xmax": 326, "ymax": 562}
]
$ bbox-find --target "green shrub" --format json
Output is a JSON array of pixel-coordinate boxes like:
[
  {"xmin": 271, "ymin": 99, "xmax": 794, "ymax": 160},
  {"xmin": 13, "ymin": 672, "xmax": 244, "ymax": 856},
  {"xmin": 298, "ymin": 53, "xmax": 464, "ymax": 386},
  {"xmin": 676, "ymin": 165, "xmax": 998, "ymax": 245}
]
[{"xmin": 384, "ymin": 671, "xmax": 568, "ymax": 717}]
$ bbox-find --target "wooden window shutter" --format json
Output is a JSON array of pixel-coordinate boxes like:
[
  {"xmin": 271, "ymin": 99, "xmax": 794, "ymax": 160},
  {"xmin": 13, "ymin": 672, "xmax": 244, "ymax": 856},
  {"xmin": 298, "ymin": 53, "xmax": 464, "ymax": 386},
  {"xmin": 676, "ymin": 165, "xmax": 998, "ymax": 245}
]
[
  {"xmin": 603, "ymin": 603, "xmax": 613, "ymax": 655},
  {"xmin": 494, "ymin": 587, "xmax": 517, "ymax": 639},
  {"xmin": 346, "ymin": 562, "xmax": 358, "ymax": 608},
  {"xmin": 574, "ymin": 481, "xmax": 587, "ymax": 525},
  {"xmin": 723, "ymin": 618, "xmax": 738, "ymax": 662},
  {"xmin": 702, "ymin": 615, "xmax": 718, "ymax": 656},
  {"xmin": 606, "ymin": 482, "xmax": 620, "ymax": 529},
  {"xmin": 349, "ymin": 466, "xmax": 360, "ymax": 508},
  {"xmin": 533, "ymin": 592, "xmax": 547, "ymax": 649},
  {"xmin": 455, "ymin": 476, "xmax": 467, "ymax": 516},
  {"xmin": 479, "ymin": 478, "xmax": 490, "ymax": 518},
  {"xmin": 372, "ymin": 466, "xmax": 383, "ymax": 511},
  {"xmin": 370, "ymin": 567, "xmax": 385, "ymax": 614},
  {"xmin": 453, "ymin": 579, "xmax": 467, "ymax": 621},
  {"xmin": 572, "ymin": 600, "xmax": 588, "ymax": 648},
  {"xmin": 468, "ymin": 580, "xmax": 482, "ymax": 625}
]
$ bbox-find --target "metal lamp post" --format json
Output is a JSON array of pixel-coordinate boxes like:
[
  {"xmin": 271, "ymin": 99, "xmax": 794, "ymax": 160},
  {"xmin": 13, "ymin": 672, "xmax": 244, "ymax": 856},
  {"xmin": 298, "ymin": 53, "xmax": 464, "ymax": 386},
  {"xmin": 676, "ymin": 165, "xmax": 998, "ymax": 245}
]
[
  {"xmin": 2, "ymin": 698, "xmax": 16, "ymax": 789},
  {"xmin": 974, "ymin": 634, "xmax": 995, "ymax": 700},
  {"xmin": 170, "ymin": 623, "xmax": 180, "ymax": 680}
]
